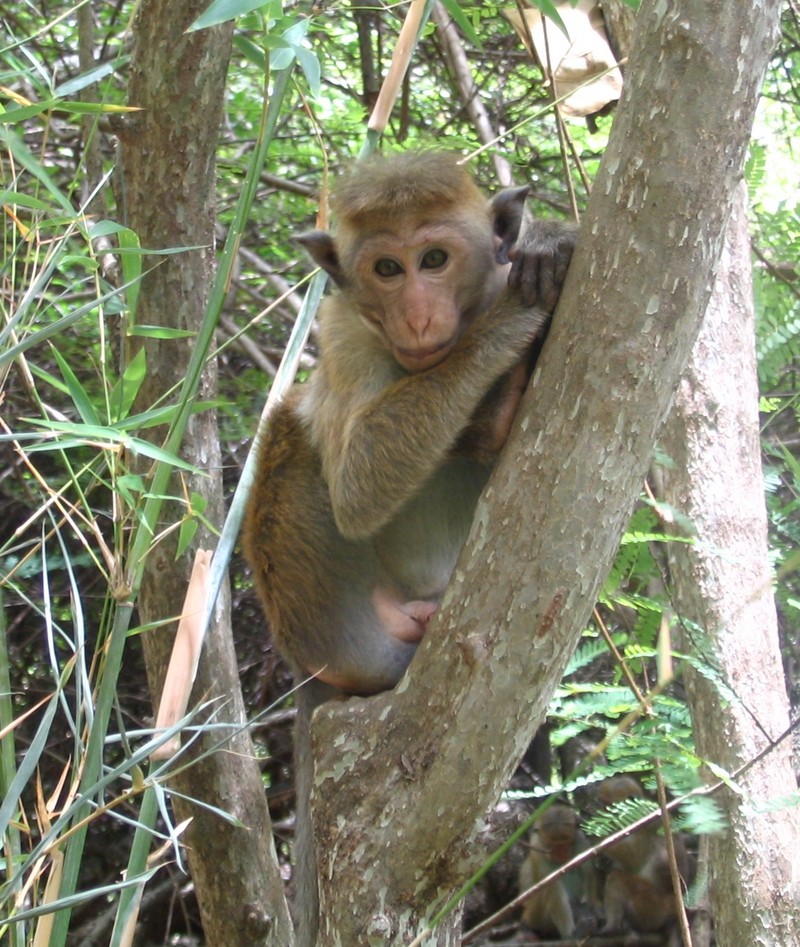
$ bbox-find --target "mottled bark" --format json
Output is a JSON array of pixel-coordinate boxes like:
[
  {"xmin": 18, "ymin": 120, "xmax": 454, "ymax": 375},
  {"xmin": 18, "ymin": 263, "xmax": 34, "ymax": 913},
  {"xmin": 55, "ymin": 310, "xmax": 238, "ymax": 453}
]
[
  {"xmin": 659, "ymin": 186, "xmax": 800, "ymax": 946},
  {"xmin": 116, "ymin": 3, "xmax": 292, "ymax": 944}
]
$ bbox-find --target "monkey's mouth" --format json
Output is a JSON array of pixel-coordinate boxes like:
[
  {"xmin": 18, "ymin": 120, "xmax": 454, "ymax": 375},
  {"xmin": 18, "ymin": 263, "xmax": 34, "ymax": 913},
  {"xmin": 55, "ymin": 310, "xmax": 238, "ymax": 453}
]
[{"xmin": 394, "ymin": 341, "xmax": 452, "ymax": 372}]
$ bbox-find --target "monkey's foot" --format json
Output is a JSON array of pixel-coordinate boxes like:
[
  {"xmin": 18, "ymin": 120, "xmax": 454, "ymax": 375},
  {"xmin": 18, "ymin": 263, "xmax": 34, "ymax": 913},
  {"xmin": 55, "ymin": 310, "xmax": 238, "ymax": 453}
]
[{"xmin": 372, "ymin": 588, "xmax": 438, "ymax": 643}]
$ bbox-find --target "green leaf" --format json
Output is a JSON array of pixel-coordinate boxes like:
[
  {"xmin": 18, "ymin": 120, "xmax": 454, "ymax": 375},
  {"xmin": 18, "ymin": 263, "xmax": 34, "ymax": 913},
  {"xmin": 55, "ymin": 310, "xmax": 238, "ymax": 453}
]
[
  {"xmin": 281, "ymin": 18, "xmax": 310, "ymax": 46},
  {"xmin": 28, "ymin": 363, "xmax": 70, "ymax": 396},
  {"xmin": 126, "ymin": 325, "xmax": 196, "ymax": 339},
  {"xmin": 294, "ymin": 47, "xmax": 321, "ymax": 97},
  {"xmin": 108, "ymin": 347, "xmax": 148, "ymax": 423},
  {"xmin": 531, "ymin": 0, "xmax": 569, "ymax": 36},
  {"xmin": 115, "ymin": 473, "xmax": 147, "ymax": 508},
  {"xmin": 176, "ymin": 518, "xmax": 199, "ymax": 559},
  {"xmin": 60, "ymin": 254, "xmax": 99, "ymax": 271},
  {"xmin": 0, "ymin": 100, "xmax": 136, "ymax": 123},
  {"xmin": 23, "ymin": 420, "xmax": 200, "ymax": 472},
  {"xmin": 176, "ymin": 492, "xmax": 210, "ymax": 558},
  {"xmin": 0, "ymin": 190, "xmax": 51, "ymax": 211},
  {"xmin": 439, "ymin": 0, "xmax": 483, "ymax": 48},
  {"xmin": 89, "ymin": 220, "xmax": 133, "ymax": 239},
  {"xmin": 114, "ymin": 401, "xmax": 222, "ymax": 431},
  {"xmin": 0, "ymin": 126, "xmax": 75, "ymax": 214},
  {"xmin": 55, "ymin": 60, "xmax": 123, "ymax": 97},
  {"xmin": 188, "ymin": 0, "xmax": 272, "ymax": 31},
  {"xmin": 51, "ymin": 348, "xmax": 100, "ymax": 426},
  {"xmin": 116, "ymin": 226, "xmax": 142, "ymax": 319},
  {"xmin": 269, "ymin": 43, "xmax": 295, "ymax": 72},
  {"xmin": 0, "ymin": 688, "xmax": 61, "ymax": 839},
  {"xmin": 233, "ymin": 34, "xmax": 267, "ymax": 70},
  {"xmin": 111, "ymin": 438, "xmax": 201, "ymax": 473},
  {"xmin": 9, "ymin": 867, "xmax": 162, "ymax": 923}
]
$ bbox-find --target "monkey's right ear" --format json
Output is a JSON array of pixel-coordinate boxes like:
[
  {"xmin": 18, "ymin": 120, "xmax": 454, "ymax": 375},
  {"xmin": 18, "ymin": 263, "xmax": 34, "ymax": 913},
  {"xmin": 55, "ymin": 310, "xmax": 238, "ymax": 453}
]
[
  {"xmin": 490, "ymin": 185, "xmax": 530, "ymax": 265},
  {"xmin": 295, "ymin": 231, "xmax": 347, "ymax": 287}
]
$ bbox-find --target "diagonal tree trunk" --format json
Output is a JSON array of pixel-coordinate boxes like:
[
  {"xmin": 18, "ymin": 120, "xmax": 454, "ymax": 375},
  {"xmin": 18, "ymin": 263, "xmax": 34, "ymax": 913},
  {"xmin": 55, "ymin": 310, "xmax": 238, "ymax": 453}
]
[{"xmin": 306, "ymin": 0, "xmax": 783, "ymax": 942}]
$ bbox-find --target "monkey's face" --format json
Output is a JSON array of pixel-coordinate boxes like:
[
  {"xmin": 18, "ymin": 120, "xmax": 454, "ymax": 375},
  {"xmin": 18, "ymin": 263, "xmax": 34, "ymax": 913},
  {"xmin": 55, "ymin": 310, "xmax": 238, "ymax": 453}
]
[{"xmin": 343, "ymin": 216, "xmax": 503, "ymax": 373}]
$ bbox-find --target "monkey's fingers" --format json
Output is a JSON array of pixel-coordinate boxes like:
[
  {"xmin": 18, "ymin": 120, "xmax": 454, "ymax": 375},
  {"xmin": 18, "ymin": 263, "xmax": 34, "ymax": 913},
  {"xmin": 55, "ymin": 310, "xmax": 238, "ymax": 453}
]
[
  {"xmin": 508, "ymin": 252, "xmax": 556, "ymax": 312},
  {"xmin": 552, "ymin": 234, "xmax": 576, "ymax": 300},
  {"xmin": 536, "ymin": 255, "xmax": 563, "ymax": 314}
]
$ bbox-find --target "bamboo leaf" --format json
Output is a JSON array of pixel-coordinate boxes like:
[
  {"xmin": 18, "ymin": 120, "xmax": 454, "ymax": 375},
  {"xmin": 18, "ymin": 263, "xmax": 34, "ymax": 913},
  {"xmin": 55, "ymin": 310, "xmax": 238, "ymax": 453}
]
[
  {"xmin": 188, "ymin": 0, "xmax": 275, "ymax": 31},
  {"xmin": 23, "ymin": 420, "xmax": 201, "ymax": 472},
  {"xmin": 51, "ymin": 348, "xmax": 100, "ymax": 426},
  {"xmin": 108, "ymin": 347, "xmax": 147, "ymax": 423}
]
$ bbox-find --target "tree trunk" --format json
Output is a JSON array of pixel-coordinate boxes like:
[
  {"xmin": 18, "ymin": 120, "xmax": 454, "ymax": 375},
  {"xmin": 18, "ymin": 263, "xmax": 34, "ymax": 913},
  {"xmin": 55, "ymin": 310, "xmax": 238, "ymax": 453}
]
[
  {"xmin": 659, "ymin": 185, "xmax": 800, "ymax": 946},
  {"xmin": 116, "ymin": 3, "xmax": 293, "ymax": 944},
  {"xmin": 307, "ymin": 0, "xmax": 782, "ymax": 942}
]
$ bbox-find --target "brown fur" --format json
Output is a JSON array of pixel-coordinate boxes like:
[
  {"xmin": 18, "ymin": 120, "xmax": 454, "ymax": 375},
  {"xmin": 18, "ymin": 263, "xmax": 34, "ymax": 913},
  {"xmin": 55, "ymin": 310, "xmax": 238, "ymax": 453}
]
[
  {"xmin": 592, "ymin": 777, "xmax": 691, "ymax": 939},
  {"xmin": 331, "ymin": 151, "xmax": 486, "ymax": 219},
  {"xmin": 245, "ymin": 151, "xmax": 575, "ymax": 693},
  {"xmin": 519, "ymin": 804, "xmax": 589, "ymax": 938}
]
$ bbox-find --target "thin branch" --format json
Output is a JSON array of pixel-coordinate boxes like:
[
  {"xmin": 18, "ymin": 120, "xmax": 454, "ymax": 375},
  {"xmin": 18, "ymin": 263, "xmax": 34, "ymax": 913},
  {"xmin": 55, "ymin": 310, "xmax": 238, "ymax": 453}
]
[{"xmin": 432, "ymin": 3, "xmax": 514, "ymax": 185}]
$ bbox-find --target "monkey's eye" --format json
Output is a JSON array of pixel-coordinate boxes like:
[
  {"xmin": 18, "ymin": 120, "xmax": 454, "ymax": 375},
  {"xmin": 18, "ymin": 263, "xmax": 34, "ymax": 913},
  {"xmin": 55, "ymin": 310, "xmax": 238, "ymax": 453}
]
[
  {"xmin": 374, "ymin": 258, "xmax": 404, "ymax": 278},
  {"xmin": 420, "ymin": 248, "xmax": 448, "ymax": 269}
]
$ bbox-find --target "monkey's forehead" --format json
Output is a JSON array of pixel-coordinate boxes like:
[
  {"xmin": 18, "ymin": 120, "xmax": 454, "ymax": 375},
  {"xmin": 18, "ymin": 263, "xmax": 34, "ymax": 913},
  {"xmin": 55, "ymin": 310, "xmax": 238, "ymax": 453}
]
[
  {"xmin": 331, "ymin": 153, "xmax": 486, "ymax": 218},
  {"xmin": 346, "ymin": 217, "xmax": 489, "ymax": 246}
]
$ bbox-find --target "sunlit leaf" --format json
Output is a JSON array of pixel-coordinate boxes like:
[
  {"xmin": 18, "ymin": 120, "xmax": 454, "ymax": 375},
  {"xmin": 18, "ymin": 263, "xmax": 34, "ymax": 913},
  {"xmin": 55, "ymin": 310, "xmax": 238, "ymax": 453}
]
[
  {"xmin": 233, "ymin": 33, "xmax": 266, "ymax": 69},
  {"xmin": 176, "ymin": 518, "xmax": 199, "ymax": 559},
  {"xmin": 0, "ymin": 99, "xmax": 138, "ymax": 123},
  {"xmin": 55, "ymin": 60, "xmax": 123, "ymax": 97},
  {"xmin": 126, "ymin": 325, "xmax": 196, "ymax": 339},
  {"xmin": 295, "ymin": 47, "xmax": 321, "ymax": 97},
  {"xmin": 0, "ymin": 190, "xmax": 51, "ymax": 210},
  {"xmin": 23, "ymin": 420, "xmax": 200, "ymax": 472},
  {"xmin": 188, "ymin": 0, "xmax": 272, "ymax": 31},
  {"xmin": 115, "ymin": 473, "xmax": 147, "ymax": 508}
]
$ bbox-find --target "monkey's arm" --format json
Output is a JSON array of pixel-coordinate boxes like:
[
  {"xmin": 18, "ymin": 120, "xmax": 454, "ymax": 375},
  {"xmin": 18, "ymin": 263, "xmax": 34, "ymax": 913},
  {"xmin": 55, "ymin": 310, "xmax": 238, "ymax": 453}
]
[
  {"xmin": 313, "ymin": 293, "xmax": 547, "ymax": 540},
  {"xmin": 457, "ymin": 220, "xmax": 579, "ymax": 461},
  {"xmin": 315, "ymin": 222, "xmax": 576, "ymax": 540}
]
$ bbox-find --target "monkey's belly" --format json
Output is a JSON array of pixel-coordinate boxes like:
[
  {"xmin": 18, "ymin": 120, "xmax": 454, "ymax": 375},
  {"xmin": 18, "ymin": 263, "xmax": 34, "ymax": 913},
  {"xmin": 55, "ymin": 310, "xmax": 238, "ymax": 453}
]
[{"xmin": 373, "ymin": 458, "xmax": 489, "ymax": 597}]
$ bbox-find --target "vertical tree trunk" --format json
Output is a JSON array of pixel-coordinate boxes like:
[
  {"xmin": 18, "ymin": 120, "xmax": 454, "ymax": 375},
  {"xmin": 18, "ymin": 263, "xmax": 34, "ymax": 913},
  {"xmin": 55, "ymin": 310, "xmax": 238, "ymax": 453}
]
[
  {"xmin": 116, "ymin": 3, "xmax": 293, "ymax": 944},
  {"xmin": 660, "ymin": 186, "xmax": 800, "ymax": 946}
]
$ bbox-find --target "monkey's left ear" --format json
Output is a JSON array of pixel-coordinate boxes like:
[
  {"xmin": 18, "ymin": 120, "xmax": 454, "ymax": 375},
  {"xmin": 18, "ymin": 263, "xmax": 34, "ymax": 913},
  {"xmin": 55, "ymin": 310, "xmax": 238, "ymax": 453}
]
[
  {"xmin": 491, "ymin": 185, "xmax": 530, "ymax": 265},
  {"xmin": 296, "ymin": 231, "xmax": 347, "ymax": 287}
]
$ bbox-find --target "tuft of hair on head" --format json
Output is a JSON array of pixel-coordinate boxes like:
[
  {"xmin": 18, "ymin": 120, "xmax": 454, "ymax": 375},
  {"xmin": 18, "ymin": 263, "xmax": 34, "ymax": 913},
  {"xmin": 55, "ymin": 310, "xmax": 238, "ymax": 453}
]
[{"xmin": 330, "ymin": 151, "xmax": 485, "ymax": 221}]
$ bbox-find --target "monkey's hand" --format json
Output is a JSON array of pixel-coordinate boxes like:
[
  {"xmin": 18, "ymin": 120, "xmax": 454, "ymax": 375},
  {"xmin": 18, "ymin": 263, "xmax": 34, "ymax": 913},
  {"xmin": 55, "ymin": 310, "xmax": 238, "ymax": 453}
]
[{"xmin": 507, "ymin": 220, "xmax": 578, "ymax": 313}]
